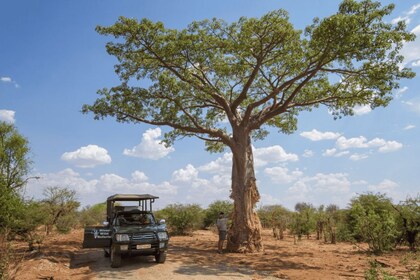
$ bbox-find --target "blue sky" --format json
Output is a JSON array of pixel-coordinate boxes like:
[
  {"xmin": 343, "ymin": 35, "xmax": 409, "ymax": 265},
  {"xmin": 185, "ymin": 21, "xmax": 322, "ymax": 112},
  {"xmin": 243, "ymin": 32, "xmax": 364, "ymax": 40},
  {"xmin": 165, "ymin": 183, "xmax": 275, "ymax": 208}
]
[{"xmin": 1, "ymin": 0, "xmax": 419, "ymax": 210}]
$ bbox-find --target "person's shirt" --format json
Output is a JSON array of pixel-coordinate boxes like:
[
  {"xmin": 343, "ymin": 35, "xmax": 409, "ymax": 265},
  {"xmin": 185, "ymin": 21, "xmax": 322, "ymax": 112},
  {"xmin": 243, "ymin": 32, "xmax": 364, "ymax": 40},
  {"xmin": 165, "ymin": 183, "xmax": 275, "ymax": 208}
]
[{"xmin": 216, "ymin": 217, "xmax": 228, "ymax": 231}]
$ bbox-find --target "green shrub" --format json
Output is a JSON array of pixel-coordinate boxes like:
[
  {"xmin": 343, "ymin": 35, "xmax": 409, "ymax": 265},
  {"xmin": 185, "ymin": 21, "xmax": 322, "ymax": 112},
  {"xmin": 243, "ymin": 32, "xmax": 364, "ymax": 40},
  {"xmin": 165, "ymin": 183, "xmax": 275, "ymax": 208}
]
[
  {"xmin": 156, "ymin": 204, "xmax": 204, "ymax": 235},
  {"xmin": 349, "ymin": 193, "xmax": 399, "ymax": 254}
]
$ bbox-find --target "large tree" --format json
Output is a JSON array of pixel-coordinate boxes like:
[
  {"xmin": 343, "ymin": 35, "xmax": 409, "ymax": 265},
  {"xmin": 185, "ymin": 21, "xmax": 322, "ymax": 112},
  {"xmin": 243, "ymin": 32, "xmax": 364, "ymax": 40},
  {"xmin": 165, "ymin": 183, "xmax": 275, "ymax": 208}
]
[{"xmin": 83, "ymin": 0, "xmax": 415, "ymax": 252}]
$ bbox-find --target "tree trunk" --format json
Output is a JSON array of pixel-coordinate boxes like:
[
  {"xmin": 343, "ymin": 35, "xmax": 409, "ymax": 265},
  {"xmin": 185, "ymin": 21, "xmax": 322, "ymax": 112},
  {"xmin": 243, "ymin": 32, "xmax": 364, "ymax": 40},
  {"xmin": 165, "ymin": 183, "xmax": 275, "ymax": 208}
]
[{"xmin": 227, "ymin": 132, "xmax": 263, "ymax": 253}]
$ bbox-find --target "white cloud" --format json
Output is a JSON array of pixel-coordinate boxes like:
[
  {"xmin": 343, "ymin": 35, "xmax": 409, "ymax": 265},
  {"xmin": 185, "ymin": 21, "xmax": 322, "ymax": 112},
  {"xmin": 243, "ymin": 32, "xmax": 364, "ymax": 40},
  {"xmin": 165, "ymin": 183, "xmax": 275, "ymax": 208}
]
[
  {"xmin": 61, "ymin": 144, "xmax": 112, "ymax": 168},
  {"xmin": 412, "ymin": 60, "xmax": 420, "ymax": 67},
  {"xmin": 367, "ymin": 179, "xmax": 402, "ymax": 201},
  {"xmin": 254, "ymin": 145, "xmax": 298, "ymax": 167},
  {"xmin": 392, "ymin": 4, "xmax": 420, "ymax": 25},
  {"xmin": 284, "ymin": 172, "xmax": 353, "ymax": 208},
  {"xmin": 404, "ymin": 124, "xmax": 416, "ymax": 130},
  {"xmin": 336, "ymin": 136, "xmax": 368, "ymax": 149},
  {"xmin": 353, "ymin": 105, "xmax": 372, "ymax": 115},
  {"xmin": 322, "ymin": 148, "xmax": 350, "ymax": 158},
  {"xmin": 172, "ymin": 164, "xmax": 198, "ymax": 182},
  {"xmin": 400, "ymin": 24, "xmax": 420, "ymax": 66},
  {"xmin": 264, "ymin": 166, "xmax": 303, "ymax": 184},
  {"xmin": 198, "ymin": 152, "xmax": 232, "ymax": 174},
  {"xmin": 300, "ymin": 129, "xmax": 341, "ymax": 141},
  {"xmin": 335, "ymin": 136, "xmax": 402, "ymax": 153},
  {"xmin": 0, "ymin": 76, "xmax": 19, "ymax": 88},
  {"xmin": 378, "ymin": 141, "xmax": 403, "ymax": 153},
  {"xmin": 0, "ymin": 77, "xmax": 12, "ymax": 83},
  {"xmin": 0, "ymin": 110, "xmax": 15, "ymax": 123},
  {"xmin": 349, "ymin": 153, "xmax": 369, "ymax": 161},
  {"xmin": 302, "ymin": 149, "xmax": 314, "ymax": 158},
  {"xmin": 396, "ymin": 86, "xmax": 409, "ymax": 99},
  {"xmin": 123, "ymin": 128, "xmax": 174, "ymax": 160}
]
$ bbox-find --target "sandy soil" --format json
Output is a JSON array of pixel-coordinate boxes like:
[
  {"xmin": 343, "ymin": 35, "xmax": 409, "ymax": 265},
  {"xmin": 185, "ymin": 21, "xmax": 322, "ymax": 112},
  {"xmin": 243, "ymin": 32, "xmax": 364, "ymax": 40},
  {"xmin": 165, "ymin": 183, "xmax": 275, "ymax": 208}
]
[{"xmin": 11, "ymin": 229, "xmax": 419, "ymax": 280}]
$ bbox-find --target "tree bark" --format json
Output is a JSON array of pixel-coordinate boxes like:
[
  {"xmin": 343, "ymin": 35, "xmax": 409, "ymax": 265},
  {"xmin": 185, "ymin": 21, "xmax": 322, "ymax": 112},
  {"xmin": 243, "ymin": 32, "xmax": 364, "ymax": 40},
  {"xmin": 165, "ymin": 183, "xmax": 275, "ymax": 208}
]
[{"xmin": 227, "ymin": 131, "xmax": 263, "ymax": 253}]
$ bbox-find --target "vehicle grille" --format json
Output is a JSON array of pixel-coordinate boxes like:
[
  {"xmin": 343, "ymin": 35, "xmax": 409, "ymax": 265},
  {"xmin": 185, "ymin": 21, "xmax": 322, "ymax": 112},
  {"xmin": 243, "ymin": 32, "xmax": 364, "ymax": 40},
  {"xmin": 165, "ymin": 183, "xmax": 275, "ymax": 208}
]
[{"xmin": 131, "ymin": 232, "xmax": 156, "ymax": 241}]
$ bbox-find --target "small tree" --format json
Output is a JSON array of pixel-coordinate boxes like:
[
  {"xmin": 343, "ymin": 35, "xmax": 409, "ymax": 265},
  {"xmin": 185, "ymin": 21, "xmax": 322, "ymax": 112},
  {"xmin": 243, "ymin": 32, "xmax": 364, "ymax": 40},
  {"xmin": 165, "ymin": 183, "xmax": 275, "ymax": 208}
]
[
  {"xmin": 325, "ymin": 204, "xmax": 340, "ymax": 244},
  {"xmin": 258, "ymin": 205, "xmax": 290, "ymax": 239},
  {"xmin": 203, "ymin": 200, "xmax": 233, "ymax": 228},
  {"xmin": 314, "ymin": 205, "xmax": 326, "ymax": 241},
  {"xmin": 349, "ymin": 193, "xmax": 399, "ymax": 254},
  {"xmin": 42, "ymin": 186, "xmax": 80, "ymax": 235},
  {"xmin": 293, "ymin": 202, "xmax": 316, "ymax": 239}
]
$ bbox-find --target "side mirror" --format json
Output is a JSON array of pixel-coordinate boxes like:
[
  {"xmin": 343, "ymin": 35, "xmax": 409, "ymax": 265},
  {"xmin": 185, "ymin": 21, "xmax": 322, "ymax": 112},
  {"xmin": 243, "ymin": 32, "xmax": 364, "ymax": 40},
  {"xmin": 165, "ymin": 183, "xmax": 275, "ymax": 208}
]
[
  {"xmin": 102, "ymin": 221, "xmax": 109, "ymax": 226},
  {"xmin": 159, "ymin": 219, "xmax": 166, "ymax": 224}
]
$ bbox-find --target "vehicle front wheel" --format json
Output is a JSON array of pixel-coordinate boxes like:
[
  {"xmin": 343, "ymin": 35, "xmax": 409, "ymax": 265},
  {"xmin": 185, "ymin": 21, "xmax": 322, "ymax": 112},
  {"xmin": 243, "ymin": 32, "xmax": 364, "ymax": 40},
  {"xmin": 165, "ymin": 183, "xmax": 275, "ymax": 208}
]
[
  {"xmin": 155, "ymin": 251, "xmax": 167, "ymax": 263},
  {"xmin": 110, "ymin": 245, "xmax": 121, "ymax": 268}
]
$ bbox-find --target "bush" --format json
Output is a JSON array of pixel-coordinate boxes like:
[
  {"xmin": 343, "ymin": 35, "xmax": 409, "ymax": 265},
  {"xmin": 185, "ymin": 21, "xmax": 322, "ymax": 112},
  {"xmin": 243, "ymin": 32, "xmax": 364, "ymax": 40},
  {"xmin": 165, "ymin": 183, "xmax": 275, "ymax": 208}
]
[
  {"xmin": 393, "ymin": 196, "xmax": 419, "ymax": 251},
  {"xmin": 348, "ymin": 193, "xmax": 399, "ymax": 254},
  {"xmin": 156, "ymin": 204, "xmax": 204, "ymax": 235}
]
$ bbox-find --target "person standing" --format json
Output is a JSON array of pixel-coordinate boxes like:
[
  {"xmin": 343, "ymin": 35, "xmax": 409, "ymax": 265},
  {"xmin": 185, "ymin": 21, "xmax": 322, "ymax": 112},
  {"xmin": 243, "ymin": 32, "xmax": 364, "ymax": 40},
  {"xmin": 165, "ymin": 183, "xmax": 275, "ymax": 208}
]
[{"xmin": 216, "ymin": 212, "xmax": 228, "ymax": 253}]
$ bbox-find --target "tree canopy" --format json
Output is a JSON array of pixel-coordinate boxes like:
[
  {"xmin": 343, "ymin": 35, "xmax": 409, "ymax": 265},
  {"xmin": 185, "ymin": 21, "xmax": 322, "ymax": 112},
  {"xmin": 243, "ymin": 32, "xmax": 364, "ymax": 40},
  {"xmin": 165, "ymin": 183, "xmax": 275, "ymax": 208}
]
[{"xmin": 83, "ymin": 0, "xmax": 414, "ymax": 153}]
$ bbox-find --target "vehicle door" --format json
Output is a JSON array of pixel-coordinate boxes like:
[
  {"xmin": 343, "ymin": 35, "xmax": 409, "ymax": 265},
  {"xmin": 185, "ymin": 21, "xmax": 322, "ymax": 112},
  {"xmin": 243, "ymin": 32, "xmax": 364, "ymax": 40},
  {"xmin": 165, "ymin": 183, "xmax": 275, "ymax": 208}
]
[{"xmin": 82, "ymin": 226, "xmax": 112, "ymax": 248}]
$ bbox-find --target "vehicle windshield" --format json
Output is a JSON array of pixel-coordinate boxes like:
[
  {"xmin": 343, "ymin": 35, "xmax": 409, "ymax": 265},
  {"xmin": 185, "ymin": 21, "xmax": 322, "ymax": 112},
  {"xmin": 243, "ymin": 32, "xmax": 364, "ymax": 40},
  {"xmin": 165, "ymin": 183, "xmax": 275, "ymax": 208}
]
[{"xmin": 114, "ymin": 212, "xmax": 155, "ymax": 226}]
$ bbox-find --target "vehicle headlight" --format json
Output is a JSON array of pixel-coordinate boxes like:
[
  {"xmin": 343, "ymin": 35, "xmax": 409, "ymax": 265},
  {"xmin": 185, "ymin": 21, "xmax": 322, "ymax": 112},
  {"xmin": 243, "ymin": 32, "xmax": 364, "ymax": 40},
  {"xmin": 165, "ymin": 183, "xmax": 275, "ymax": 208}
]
[
  {"xmin": 115, "ymin": 234, "xmax": 130, "ymax": 242},
  {"xmin": 157, "ymin": 232, "xmax": 168, "ymax": 240}
]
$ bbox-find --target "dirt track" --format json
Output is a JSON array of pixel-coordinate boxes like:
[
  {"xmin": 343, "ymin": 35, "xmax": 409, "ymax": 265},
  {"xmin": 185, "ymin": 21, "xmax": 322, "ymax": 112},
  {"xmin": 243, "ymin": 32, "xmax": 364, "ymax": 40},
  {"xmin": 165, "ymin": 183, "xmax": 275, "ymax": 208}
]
[{"xmin": 13, "ymin": 229, "xmax": 419, "ymax": 280}]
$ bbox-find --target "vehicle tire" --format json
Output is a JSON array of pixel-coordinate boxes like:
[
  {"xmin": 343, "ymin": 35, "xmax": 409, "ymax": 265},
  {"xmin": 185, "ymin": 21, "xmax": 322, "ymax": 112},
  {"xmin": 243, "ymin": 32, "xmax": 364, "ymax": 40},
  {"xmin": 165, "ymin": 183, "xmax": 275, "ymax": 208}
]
[
  {"xmin": 110, "ymin": 245, "xmax": 121, "ymax": 268},
  {"xmin": 104, "ymin": 248, "xmax": 110, "ymax": 258},
  {"xmin": 155, "ymin": 251, "xmax": 167, "ymax": 263}
]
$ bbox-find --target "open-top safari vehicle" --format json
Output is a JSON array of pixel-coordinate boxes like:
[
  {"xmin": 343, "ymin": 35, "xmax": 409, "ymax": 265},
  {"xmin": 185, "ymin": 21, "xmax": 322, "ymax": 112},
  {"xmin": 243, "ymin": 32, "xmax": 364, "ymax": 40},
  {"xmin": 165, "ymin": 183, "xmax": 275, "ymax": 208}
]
[{"xmin": 82, "ymin": 194, "xmax": 169, "ymax": 268}]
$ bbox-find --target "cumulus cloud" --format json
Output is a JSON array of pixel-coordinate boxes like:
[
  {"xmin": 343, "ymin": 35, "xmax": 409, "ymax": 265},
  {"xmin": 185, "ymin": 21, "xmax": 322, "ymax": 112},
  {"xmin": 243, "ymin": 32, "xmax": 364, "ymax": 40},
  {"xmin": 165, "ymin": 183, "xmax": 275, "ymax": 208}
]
[
  {"xmin": 322, "ymin": 148, "xmax": 350, "ymax": 158},
  {"xmin": 353, "ymin": 105, "xmax": 372, "ymax": 115},
  {"xmin": 61, "ymin": 144, "xmax": 112, "ymax": 168},
  {"xmin": 336, "ymin": 136, "xmax": 402, "ymax": 153},
  {"xmin": 284, "ymin": 172, "xmax": 353, "ymax": 207},
  {"xmin": 300, "ymin": 129, "xmax": 341, "ymax": 141},
  {"xmin": 264, "ymin": 166, "xmax": 303, "ymax": 184},
  {"xmin": 0, "ymin": 110, "xmax": 15, "ymax": 123},
  {"xmin": 400, "ymin": 24, "xmax": 420, "ymax": 66},
  {"xmin": 123, "ymin": 128, "xmax": 174, "ymax": 160},
  {"xmin": 172, "ymin": 164, "xmax": 198, "ymax": 182},
  {"xmin": 254, "ymin": 145, "xmax": 298, "ymax": 167},
  {"xmin": 198, "ymin": 152, "xmax": 232, "ymax": 174},
  {"xmin": 367, "ymin": 179, "xmax": 403, "ymax": 201}
]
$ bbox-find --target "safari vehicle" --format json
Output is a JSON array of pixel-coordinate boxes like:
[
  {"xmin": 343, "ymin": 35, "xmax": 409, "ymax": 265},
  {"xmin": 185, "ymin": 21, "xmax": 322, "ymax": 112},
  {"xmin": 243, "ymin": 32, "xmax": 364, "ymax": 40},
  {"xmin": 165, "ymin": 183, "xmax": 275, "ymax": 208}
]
[{"xmin": 82, "ymin": 194, "xmax": 169, "ymax": 268}]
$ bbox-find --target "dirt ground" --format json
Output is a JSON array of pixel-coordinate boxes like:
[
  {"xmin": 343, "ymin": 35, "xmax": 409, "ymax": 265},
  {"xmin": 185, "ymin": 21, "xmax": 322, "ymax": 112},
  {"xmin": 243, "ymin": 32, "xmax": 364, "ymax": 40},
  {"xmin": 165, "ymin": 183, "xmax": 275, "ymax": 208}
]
[{"xmin": 10, "ymin": 229, "xmax": 419, "ymax": 280}]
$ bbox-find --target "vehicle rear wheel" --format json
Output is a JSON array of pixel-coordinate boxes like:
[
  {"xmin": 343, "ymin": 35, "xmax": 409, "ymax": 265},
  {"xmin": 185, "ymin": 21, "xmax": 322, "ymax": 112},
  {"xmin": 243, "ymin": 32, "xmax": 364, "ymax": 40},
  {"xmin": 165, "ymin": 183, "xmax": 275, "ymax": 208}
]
[
  {"xmin": 110, "ymin": 245, "xmax": 121, "ymax": 268},
  {"xmin": 155, "ymin": 251, "xmax": 167, "ymax": 263}
]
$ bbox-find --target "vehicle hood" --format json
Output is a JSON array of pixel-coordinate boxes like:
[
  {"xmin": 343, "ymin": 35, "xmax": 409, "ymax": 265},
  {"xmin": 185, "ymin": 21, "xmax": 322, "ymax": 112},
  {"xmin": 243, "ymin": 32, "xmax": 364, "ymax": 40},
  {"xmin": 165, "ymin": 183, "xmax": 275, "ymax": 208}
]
[{"xmin": 113, "ymin": 224, "xmax": 165, "ymax": 234}]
